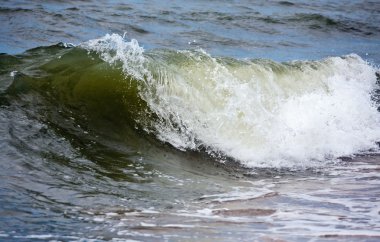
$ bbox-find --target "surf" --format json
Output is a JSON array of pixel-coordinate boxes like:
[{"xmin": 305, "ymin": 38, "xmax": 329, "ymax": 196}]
[{"xmin": 2, "ymin": 34, "xmax": 380, "ymax": 168}]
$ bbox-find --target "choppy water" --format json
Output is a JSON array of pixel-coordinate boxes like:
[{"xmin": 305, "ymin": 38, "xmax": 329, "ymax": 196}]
[{"xmin": 1, "ymin": 0, "xmax": 380, "ymax": 241}]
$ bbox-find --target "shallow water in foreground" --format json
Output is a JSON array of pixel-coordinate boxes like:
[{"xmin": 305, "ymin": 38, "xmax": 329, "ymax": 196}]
[{"xmin": 1, "ymin": 0, "xmax": 380, "ymax": 241}]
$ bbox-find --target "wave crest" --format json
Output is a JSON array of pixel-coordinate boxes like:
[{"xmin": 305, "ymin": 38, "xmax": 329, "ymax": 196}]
[
  {"xmin": 5, "ymin": 34, "xmax": 379, "ymax": 168},
  {"xmin": 82, "ymin": 34, "xmax": 380, "ymax": 167}
]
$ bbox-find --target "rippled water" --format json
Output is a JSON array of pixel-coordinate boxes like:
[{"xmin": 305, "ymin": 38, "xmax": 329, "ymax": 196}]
[
  {"xmin": 1, "ymin": 0, "xmax": 380, "ymax": 241},
  {"xmin": 1, "ymin": 0, "xmax": 380, "ymax": 61}
]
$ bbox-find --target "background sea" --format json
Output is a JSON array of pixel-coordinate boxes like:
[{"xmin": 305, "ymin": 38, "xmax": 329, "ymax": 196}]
[{"xmin": 0, "ymin": 0, "xmax": 380, "ymax": 241}]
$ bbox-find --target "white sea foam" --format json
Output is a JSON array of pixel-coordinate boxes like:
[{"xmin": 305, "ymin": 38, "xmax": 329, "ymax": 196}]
[
  {"xmin": 10, "ymin": 71, "xmax": 17, "ymax": 77},
  {"xmin": 82, "ymin": 33, "xmax": 147, "ymax": 81},
  {"xmin": 85, "ymin": 34, "xmax": 380, "ymax": 168}
]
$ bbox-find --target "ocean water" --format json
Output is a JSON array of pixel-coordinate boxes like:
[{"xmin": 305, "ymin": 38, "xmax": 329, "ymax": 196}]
[{"xmin": 1, "ymin": 0, "xmax": 380, "ymax": 241}]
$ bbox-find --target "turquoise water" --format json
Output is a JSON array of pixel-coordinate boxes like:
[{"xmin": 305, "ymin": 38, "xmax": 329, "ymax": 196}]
[{"xmin": 0, "ymin": 1, "xmax": 380, "ymax": 241}]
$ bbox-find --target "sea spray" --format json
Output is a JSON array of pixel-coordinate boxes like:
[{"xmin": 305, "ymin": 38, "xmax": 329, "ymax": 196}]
[{"xmin": 82, "ymin": 34, "xmax": 380, "ymax": 167}]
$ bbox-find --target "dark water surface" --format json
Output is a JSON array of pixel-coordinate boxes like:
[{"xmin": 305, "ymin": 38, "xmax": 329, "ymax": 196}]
[
  {"xmin": 1, "ymin": 0, "xmax": 380, "ymax": 241},
  {"xmin": 1, "ymin": 0, "xmax": 380, "ymax": 62}
]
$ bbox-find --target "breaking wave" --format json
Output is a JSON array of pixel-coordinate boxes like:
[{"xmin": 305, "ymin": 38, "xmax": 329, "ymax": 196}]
[{"xmin": 3, "ymin": 34, "xmax": 380, "ymax": 168}]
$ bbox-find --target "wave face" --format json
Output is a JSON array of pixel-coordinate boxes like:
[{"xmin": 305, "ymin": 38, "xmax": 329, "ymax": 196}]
[
  {"xmin": 81, "ymin": 34, "xmax": 380, "ymax": 167},
  {"xmin": 5, "ymin": 34, "xmax": 380, "ymax": 168}
]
